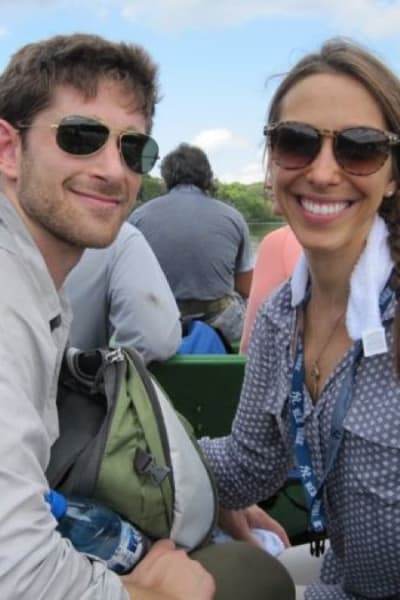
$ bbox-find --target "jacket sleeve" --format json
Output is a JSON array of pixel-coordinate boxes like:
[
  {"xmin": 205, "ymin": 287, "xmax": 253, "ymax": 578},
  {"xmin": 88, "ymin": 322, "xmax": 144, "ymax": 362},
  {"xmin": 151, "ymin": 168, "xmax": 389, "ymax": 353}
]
[{"xmin": 0, "ymin": 296, "xmax": 129, "ymax": 600}]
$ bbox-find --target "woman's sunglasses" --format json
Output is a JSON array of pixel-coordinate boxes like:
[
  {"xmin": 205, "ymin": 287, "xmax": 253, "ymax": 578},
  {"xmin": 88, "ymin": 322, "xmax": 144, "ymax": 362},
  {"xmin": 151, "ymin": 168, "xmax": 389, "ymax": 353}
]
[
  {"xmin": 19, "ymin": 115, "xmax": 159, "ymax": 175},
  {"xmin": 263, "ymin": 120, "xmax": 400, "ymax": 176}
]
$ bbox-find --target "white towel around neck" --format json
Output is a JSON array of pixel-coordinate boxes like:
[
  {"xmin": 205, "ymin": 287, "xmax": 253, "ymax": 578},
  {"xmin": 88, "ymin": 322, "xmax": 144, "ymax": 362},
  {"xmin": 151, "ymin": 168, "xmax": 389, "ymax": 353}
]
[{"xmin": 290, "ymin": 215, "xmax": 393, "ymax": 356}]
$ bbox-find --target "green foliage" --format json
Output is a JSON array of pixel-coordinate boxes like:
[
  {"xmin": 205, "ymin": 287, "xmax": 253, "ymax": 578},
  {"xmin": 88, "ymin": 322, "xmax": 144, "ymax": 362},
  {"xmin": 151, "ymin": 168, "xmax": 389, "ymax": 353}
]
[
  {"xmin": 138, "ymin": 175, "xmax": 281, "ymax": 223},
  {"xmin": 213, "ymin": 180, "xmax": 279, "ymax": 222},
  {"xmin": 137, "ymin": 174, "xmax": 166, "ymax": 205}
]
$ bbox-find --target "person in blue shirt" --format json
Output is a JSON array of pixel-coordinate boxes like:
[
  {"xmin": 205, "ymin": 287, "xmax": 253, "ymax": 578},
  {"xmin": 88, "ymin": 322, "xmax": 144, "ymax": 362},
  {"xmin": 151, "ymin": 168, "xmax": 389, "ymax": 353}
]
[{"xmin": 130, "ymin": 143, "xmax": 254, "ymax": 342}]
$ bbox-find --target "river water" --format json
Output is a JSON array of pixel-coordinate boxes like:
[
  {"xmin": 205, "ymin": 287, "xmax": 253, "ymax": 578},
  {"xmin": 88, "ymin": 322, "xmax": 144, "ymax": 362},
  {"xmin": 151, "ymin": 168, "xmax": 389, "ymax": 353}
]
[{"xmin": 249, "ymin": 221, "xmax": 285, "ymax": 254}]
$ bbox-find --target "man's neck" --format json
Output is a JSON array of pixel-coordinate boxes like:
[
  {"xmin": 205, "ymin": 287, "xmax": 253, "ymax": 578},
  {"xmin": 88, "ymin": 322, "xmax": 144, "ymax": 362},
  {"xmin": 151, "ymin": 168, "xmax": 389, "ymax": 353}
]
[{"xmin": 4, "ymin": 186, "xmax": 83, "ymax": 289}]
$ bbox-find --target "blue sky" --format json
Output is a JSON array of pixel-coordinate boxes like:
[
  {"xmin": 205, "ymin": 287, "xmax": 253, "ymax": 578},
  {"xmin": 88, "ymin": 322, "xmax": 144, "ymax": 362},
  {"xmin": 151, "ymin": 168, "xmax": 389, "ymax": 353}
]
[{"xmin": 1, "ymin": 0, "xmax": 400, "ymax": 183}]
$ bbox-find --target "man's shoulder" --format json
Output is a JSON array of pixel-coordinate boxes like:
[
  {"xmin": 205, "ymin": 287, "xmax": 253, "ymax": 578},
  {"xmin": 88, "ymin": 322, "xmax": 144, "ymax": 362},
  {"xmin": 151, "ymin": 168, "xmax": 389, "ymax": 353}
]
[
  {"xmin": 0, "ymin": 198, "xmax": 57, "ymax": 298},
  {"xmin": 0, "ymin": 194, "xmax": 31, "ymax": 254},
  {"xmin": 130, "ymin": 193, "xmax": 171, "ymax": 217},
  {"xmin": 88, "ymin": 222, "xmax": 145, "ymax": 253},
  {"xmin": 116, "ymin": 221, "xmax": 146, "ymax": 243},
  {"xmin": 210, "ymin": 196, "xmax": 247, "ymax": 222},
  {"xmin": 0, "ymin": 236, "xmax": 63, "ymax": 330},
  {"xmin": 111, "ymin": 222, "xmax": 157, "ymax": 264}
]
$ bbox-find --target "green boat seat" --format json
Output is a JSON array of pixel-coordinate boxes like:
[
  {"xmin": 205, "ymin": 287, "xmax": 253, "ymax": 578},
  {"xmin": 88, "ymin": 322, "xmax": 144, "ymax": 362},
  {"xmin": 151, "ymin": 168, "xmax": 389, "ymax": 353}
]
[{"xmin": 150, "ymin": 354, "xmax": 246, "ymax": 437}]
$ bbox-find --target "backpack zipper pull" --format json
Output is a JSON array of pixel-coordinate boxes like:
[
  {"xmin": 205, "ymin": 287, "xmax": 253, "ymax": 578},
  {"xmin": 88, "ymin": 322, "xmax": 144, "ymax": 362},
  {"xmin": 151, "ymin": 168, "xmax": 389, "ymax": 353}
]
[
  {"xmin": 104, "ymin": 348, "xmax": 125, "ymax": 364},
  {"xmin": 91, "ymin": 348, "xmax": 125, "ymax": 390}
]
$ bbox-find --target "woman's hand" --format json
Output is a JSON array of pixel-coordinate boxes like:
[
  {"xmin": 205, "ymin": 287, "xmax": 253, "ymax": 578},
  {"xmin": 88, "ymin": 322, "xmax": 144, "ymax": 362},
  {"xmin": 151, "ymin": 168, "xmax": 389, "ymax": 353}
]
[{"xmin": 219, "ymin": 504, "xmax": 291, "ymax": 549}]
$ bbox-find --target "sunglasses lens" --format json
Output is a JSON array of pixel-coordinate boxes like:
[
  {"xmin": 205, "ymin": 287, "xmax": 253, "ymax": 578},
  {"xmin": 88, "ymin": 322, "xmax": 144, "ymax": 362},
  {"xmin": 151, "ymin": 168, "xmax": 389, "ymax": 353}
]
[
  {"xmin": 55, "ymin": 116, "xmax": 159, "ymax": 174},
  {"xmin": 269, "ymin": 122, "xmax": 320, "ymax": 169},
  {"xmin": 335, "ymin": 127, "xmax": 390, "ymax": 175},
  {"xmin": 121, "ymin": 133, "xmax": 159, "ymax": 174},
  {"xmin": 56, "ymin": 116, "xmax": 109, "ymax": 155}
]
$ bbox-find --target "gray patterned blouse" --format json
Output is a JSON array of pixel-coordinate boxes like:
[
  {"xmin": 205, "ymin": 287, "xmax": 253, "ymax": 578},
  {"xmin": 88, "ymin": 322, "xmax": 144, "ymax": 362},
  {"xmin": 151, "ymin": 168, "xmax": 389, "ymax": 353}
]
[{"xmin": 201, "ymin": 280, "xmax": 400, "ymax": 599}]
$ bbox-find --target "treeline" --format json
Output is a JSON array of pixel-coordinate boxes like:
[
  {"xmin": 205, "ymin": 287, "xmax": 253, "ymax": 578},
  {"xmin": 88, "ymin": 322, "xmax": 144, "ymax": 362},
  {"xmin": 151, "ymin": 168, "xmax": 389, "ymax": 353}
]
[{"xmin": 138, "ymin": 175, "xmax": 280, "ymax": 223}]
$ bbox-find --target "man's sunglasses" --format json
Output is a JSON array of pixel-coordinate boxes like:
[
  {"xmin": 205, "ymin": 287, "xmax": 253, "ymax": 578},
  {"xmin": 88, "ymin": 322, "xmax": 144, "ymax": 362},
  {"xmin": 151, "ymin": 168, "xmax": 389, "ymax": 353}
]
[
  {"xmin": 19, "ymin": 115, "xmax": 159, "ymax": 175},
  {"xmin": 263, "ymin": 121, "xmax": 400, "ymax": 176}
]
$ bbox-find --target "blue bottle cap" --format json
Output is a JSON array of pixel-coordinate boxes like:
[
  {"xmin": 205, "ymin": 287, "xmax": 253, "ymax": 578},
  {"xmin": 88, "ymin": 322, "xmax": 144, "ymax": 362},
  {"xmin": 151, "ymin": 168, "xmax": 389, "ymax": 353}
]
[{"xmin": 45, "ymin": 490, "xmax": 67, "ymax": 520}]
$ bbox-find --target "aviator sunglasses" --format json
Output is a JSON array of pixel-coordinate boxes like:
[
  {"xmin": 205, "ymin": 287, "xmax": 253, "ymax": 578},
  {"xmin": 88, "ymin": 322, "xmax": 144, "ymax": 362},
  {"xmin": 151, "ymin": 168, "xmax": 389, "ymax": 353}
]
[
  {"xmin": 18, "ymin": 115, "xmax": 159, "ymax": 175},
  {"xmin": 263, "ymin": 120, "xmax": 400, "ymax": 176}
]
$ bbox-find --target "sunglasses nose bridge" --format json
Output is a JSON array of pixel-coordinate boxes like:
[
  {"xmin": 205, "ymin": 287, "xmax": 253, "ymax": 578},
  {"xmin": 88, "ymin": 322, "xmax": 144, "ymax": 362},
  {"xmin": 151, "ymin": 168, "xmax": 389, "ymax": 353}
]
[
  {"xmin": 115, "ymin": 132, "xmax": 124, "ymax": 160},
  {"xmin": 102, "ymin": 127, "xmax": 135, "ymax": 165},
  {"xmin": 305, "ymin": 131, "xmax": 343, "ymax": 183},
  {"xmin": 90, "ymin": 127, "xmax": 129, "ymax": 174},
  {"xmin": 318, "ymin": 127, "xmax": 336, "ymax": 140}
]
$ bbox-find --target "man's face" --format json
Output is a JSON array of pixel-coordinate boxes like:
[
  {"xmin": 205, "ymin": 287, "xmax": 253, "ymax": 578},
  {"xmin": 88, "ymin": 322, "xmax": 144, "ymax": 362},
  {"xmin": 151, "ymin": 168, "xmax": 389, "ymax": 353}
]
[{"xmin": 15, "ymin": 79, "xmax": 147, "ymax": 250}]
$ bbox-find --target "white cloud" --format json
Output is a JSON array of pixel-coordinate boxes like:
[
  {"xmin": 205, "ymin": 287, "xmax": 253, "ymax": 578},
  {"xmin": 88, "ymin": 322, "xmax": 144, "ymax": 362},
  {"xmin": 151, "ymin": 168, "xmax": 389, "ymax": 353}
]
[
  {"xmin": 3, "ymin": 0, "xmax": 400, "ymax": 38},
  {"xmin": 219, "ymin": 161, "xmax": 265, "ymax": 184},
  {"xmin": 120, "ymin": 0, "xmax": 307, "ymax": 31},
  {"xmin": 331, "ymin": 0, "xmax": 400, "ymax": 37},
  {"xmin": 119, "ymin": 0, "xmax": 400, "ymax": 38},
  {"xmin": 1, "ymin": 0, "xmax": 66, "ymax": 5},
  {"xmin": 217, "ymin": 144, "xmax": 267, "ymax": 183},
  {"xmin": 191, "ymin": 128, "xmax": 246, "ymax": 154}
]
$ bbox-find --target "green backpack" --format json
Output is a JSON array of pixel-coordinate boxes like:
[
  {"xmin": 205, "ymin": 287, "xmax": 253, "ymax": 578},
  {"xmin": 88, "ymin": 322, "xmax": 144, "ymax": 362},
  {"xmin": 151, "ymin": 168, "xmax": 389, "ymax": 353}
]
[{"xmin": 46, "ymin": 346, "xmax": 218, "ymax": 551}]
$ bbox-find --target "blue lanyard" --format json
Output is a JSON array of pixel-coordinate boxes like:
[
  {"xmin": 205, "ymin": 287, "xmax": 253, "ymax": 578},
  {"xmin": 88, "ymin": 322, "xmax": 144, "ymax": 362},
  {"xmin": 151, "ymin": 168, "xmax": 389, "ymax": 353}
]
[{"xmin": 289, "ymin": 284, "xmax": 393, "ymax": 544}]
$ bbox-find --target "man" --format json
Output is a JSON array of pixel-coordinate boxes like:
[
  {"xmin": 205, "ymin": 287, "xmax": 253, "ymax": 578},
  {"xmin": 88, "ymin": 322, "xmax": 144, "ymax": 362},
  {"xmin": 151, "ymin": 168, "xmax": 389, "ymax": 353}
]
[
  {"xmin": 0, "ymin": 33, "xmax": 294, "ymax": 600},
  {"xmin": 130, "ymin": 143, "xmax": 254, "ymax": 342},
  {"xmin": 64, "ymin": 220, "xmax": 182, "ymax": 364},
  {"xmin": 0, "ymin": 32, "xmax": 213, "ymax": 600}
]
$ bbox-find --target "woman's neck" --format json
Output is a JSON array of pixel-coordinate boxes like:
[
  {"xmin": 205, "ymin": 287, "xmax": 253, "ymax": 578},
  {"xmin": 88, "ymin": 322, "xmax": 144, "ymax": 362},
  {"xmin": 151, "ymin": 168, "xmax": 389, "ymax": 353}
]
[
  {"xmin": 304, "ymin": 241, "xmax": 364, "ymax": 309},
  {"xmin": 302, "ymin": 250, "xmax": 355, "ymax": 401}
]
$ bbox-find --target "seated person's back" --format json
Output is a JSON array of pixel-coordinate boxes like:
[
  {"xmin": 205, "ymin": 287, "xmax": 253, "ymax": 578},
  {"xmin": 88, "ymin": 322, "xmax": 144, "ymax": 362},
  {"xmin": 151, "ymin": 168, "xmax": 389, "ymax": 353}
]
[
  {"xmin": 130, "ymin": 143, "xmax": 253, "ymax": 342},
  {"xmin": 64, "ymin": 222, "xmax": 182, "ymax": 364}
]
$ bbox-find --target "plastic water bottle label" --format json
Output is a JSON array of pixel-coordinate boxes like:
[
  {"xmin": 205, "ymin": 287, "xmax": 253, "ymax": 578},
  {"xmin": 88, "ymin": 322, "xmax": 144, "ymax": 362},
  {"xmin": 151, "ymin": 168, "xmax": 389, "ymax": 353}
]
[{"xmin": 107, "ymin": 521, "xmax": 147, "ymax": 574}]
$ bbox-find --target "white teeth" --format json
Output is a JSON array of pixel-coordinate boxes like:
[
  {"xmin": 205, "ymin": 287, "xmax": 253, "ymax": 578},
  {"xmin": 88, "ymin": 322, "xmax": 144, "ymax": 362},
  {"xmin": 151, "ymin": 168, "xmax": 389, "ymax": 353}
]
[{"xmin": 300, "ymin": 198, "xmax": 348, "ymax": 215}]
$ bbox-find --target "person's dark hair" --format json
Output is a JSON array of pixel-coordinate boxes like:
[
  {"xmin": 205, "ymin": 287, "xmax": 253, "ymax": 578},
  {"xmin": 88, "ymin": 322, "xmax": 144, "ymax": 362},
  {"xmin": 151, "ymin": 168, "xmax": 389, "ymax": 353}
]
[
  {"xmin": 0, "ymin": 33, "xmax": 160, "ymax": 136},
  {"xmin": 160, "ymin": 143, "xmax": 214, "ymax": 192},
  {"xmin": 266, "ymin": 37, "xmax": 400, "ymax": 375}
]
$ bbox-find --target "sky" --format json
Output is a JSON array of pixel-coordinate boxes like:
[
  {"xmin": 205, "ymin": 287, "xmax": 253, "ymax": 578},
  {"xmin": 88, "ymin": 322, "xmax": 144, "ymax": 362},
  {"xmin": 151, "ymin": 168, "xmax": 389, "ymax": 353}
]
[{"xmin": 0, "ymin": 0, "xmax": 400, "ymax": 183}]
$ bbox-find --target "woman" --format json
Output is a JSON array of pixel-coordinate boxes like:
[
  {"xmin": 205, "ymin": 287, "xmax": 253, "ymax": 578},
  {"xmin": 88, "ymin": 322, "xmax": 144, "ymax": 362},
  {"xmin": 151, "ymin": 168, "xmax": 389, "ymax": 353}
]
[{"xmin": 201, "ymin": 38, "xmax": 400, "ymax": 599}]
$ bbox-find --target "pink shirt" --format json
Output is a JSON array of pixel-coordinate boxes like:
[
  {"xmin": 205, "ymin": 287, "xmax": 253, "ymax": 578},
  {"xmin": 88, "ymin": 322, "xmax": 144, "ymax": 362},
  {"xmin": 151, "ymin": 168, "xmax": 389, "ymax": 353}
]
[{"xmin": 240, "ymin": 225, "xmax": 301, "ymax": 353}]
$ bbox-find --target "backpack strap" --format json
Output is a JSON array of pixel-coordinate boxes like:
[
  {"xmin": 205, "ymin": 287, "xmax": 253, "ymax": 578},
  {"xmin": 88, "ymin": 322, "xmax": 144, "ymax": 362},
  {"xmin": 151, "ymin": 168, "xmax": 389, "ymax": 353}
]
[{"xmin": 46, "ymin": 348, "xmax": 121, "ymax": 495}]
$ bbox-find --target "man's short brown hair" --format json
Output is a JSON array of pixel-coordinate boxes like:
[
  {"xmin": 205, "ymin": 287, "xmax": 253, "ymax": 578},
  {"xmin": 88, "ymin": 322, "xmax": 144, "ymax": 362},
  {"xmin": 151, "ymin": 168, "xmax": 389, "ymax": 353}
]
[{"xmin": 0, "ymin": 33, "xmax": 160, "ymax": 133}]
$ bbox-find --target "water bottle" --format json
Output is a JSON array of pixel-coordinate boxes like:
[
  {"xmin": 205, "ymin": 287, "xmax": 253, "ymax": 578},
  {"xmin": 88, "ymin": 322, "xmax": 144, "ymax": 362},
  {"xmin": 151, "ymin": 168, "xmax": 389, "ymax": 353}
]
[{"xmin": 46, "ymin": 490, "xmax": 151, "ymax": 574}]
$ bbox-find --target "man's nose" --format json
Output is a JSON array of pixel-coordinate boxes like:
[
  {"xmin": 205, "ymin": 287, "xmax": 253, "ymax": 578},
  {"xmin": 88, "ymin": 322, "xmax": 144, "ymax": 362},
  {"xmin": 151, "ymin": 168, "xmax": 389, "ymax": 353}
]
[{"xmin": 92, "ymin": 136, "xmax": 129, "ymax": 179}]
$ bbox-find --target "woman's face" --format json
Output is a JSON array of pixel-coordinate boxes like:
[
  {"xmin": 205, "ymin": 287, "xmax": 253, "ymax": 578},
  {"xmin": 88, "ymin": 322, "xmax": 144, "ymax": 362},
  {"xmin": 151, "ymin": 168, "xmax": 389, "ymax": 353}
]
[{"xmin": 268, "ymin": 72, "xmax": 397, "ymax": 258}]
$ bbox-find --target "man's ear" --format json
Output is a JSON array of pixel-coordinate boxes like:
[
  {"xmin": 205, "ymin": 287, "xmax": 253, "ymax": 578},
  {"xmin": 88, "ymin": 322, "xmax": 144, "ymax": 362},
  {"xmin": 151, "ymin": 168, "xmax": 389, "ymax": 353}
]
[{"xmin": 0, "ymin": 119, "xmax": 20, "ymax": 180}]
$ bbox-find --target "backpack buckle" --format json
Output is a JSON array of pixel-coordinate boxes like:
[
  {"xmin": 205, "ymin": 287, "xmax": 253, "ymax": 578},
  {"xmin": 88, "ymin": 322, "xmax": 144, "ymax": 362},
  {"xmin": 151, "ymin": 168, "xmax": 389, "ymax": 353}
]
[{"xmin": 134, "ymin": 448, "xmax": 170, "ymax": 486}]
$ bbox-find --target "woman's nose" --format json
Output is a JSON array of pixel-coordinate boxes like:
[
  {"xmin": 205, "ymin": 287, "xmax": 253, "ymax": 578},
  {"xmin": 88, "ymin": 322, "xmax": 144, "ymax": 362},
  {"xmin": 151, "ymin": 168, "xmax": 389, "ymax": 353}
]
[{"xmin": 305, "ymin": 137, "xmax": 342, "ymax": 187}]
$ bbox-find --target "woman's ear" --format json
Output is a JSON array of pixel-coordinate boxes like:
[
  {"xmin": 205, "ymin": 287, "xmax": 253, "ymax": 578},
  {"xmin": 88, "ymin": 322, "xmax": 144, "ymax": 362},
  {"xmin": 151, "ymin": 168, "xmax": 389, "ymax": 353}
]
[
  {"xmin": 264, "ymin": 170, "xmax": 272, "ymax": 191},
  {"xmin": 384, "ymin": 179, "xmax": 397, "ymax": 198},
  {"xmin": 0, "ymin": 119, "xmax": 20, "ymax": 180}
]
